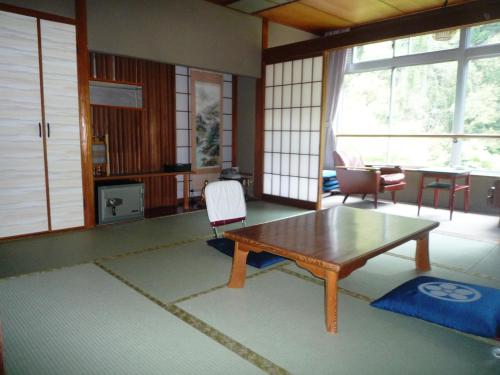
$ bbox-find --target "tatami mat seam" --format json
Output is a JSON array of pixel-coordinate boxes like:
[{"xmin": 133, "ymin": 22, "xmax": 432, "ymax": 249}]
[
  {"xmin": 2, "ymin": 233, "xmax": 498, "ymax": 288},
  {"xmin": 466, "ymin": 246, "xmax": 498, "ymax": 272},
  {"xmin": 434, "ymin": 229, "xmax": 499, "ymax": 245},
  {"xmin": 169, "ymin": 261, "xmax": 293, "ymax": 305},
  {"xmin": 0, "ymin": 235, "xmax": 212, "ymax": 282},
  {"xmin": 278, "ymin": 268, "xmax": 372, "ymax": 302},
  {"xmin": 384, "ymin": 252, "xmax": 500, "ymax": 283},
  {"xmin": 93, "ymin": 261, "xmax": 291, "ymax": 375},
  {"xmin": 278, "ymin": 265, "xmax": 499, "ymax": 346}
]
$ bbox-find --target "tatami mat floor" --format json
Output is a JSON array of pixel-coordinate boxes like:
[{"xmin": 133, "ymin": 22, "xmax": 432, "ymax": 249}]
[
  {"xmin": 322, "ymin": 194, "xmax": 500, "ymax": 243},
  {"xmin": 0, "ymin": 201, "xmax": 306, "ymax": 279},
  {"xmin": 0, "ymin": 200, "xmax": 499, "ymax": 374}
]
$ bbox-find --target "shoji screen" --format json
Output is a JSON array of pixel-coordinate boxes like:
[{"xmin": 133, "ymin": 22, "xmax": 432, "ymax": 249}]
[{"xmin": 263, "ymin": 57, "xmax": 323, "ymax": 202}]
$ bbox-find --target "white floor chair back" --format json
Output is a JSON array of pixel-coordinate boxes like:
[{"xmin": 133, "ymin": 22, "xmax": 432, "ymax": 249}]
[{"xmin": 205, "ymin": 180, "xmax": 246, "ymax": 237}]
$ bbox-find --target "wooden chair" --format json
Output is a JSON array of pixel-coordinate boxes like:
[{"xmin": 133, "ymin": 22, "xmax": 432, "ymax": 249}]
[
  {"xmin": 334, "ymin": 150, "xmax": 406, "ymax": 208},
  {"xmin": 417, "ymin": 170, "xmax": 471, "ymax": 220}
]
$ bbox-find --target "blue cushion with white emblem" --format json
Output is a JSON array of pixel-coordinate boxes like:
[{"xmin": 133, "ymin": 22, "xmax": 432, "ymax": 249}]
[{"xmin": 370, "ymin": 276, "xmax": 500, "ymax": 338}]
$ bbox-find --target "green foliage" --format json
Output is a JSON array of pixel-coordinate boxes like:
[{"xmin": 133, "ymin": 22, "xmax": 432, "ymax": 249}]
[{"xmin": 470, "ymin": 22, "xmax": 500, "ymax": 46}]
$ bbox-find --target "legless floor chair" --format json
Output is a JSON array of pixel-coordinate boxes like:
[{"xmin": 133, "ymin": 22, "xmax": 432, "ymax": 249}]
[{"xmin": 205, "ymin": 180, "xmax": 284, "ymax": 268}]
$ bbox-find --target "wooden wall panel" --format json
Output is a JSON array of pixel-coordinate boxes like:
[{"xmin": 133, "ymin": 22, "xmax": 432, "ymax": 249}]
[
  {"xmin": 89, "ymin": 52, "xmax": 177, "ymax": 210},
  {"xmin": 91, "ymin": 106, "xmax": 142, "ymax": 174}
]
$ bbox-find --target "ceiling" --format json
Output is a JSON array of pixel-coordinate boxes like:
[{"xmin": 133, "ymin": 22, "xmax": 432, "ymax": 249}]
[{"xmin": 206, "ymin": 0, "xmax": 473, "ymax": 35}]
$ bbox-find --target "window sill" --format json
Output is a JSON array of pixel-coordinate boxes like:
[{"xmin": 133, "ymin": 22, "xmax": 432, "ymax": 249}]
[{"xmin": 403, "ymin": 167, "xmax": 500, "ymax": 178}]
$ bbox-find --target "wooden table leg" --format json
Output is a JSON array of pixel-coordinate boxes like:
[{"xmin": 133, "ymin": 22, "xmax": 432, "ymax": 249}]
[
  {"xmin": 325, "ymin": 270, "xmax": 339, "ymax": 334},
  {"xmin": 228, "ymin": 242, "xmax": 250, "ymax": 288},
  {"xmin": 449, "ymin": 176, "xmax": 457, "ymax": 220},
  {"xmin": 417, "ymin": 174, "xmax": 425, "ymax": 216},
  {"xmin": 415, "ymin": 233, "xmax": 431, "ymax": 272},
  {"xmin": 183, "ymin": 176, "xmax": 189, "ymax": 210},
  {"xmin": 433, "ymin": 178, "xmax": 440, "ymax": 208},
  {"xmin": 465, "ymin": 174, "xmax": 471, "ymax": 213}
]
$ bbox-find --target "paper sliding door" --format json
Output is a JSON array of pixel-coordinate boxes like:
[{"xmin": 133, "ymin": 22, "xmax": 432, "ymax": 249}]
[{"xmin": 263, "ymin": 57, "xmax": 323, "ymax": 203}]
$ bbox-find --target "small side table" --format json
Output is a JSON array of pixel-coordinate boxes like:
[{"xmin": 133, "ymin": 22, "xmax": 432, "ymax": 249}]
[{"xmin": 416, "ymin": 168, "xmax": 471, "ymax": 220}]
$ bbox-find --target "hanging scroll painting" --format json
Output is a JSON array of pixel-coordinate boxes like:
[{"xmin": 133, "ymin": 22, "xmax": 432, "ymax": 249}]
[{"xmin": 191, "ymin": 70, "xmax": 223, "ymax": 173}]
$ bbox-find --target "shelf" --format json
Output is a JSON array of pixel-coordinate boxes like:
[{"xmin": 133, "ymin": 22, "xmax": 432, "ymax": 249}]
[
  {"xmin": 94, "ymin": 171, "xmax": 193, "ymax": 181},
  {"xmin": 90, "ymin": 103, "xmax": 144, "ymax": 111}
]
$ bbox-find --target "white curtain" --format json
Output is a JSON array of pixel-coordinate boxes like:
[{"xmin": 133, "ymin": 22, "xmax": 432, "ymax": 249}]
[{"xmin": 323, "ymin": 48, "xmax": 347, "ymax": 169}]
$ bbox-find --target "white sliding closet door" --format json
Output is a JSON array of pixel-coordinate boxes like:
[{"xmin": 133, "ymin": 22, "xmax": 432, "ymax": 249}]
[
  {"xmin": 40, "ymin": 20, "xmax": 83, "ymax": 230},
  {"xmin": 0, "ymin": 11, "xmax": 48, "ymax": 237}
]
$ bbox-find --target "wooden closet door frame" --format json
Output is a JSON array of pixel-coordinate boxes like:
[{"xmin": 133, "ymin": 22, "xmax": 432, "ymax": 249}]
[
  {"xmin": 36, "ymin": 17, "xmax": 52, "ymax": 231},
  {"xmin": 0, "ymin": 3, "xmax": 94, "ymax": 238}
]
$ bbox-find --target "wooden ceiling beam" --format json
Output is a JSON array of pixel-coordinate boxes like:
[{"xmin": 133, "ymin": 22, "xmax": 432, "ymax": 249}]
[
  {"xmin": 206, "ymin": 0, "xmax": 239, "ymax": 6},
  {"xmin": 252, "ymin": 0, "xmax": 302, "ymax": 15},
  {"xmin": 263, "ymin": 0, "xmax": 500, "ymax": 63}
]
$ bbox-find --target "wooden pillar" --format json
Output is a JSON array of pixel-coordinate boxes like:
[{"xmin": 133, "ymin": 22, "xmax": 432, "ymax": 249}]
[
  {"xmin": 75, "ymin": 0, "xmax": 95, "ymax": 227},
  {"xmin": 253, "ymin": 19, "xmax": 268, "ymax": 199},
  {"xmin": 232, "ymin": 75, "xmax": 238, "ymax": 167},
  {"xmin": 316, "ymin": 50, "xmax": 329, "ymax": 210}
]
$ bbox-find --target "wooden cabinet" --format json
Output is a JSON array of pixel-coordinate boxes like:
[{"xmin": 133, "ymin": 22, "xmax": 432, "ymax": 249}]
[{"xmin": 0, "ymin": 11, "xmax": 83, "ymax": 238}]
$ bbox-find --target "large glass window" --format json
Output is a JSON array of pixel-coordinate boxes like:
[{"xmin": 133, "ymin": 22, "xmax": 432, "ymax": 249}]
[
  {"xmin": 391, "ymin": 62, "xmax": 457, "ymax": 134},
  {"xmin": 395, "ymin": 31, "xmax": 460, "ymax": 56},
  {"xmin": 337, "ymin": 21, "xmax": 500, "ymax": 172},
  {"xmin": 464, "ymin": 56, "xmax": 500, "ymax": 134},
  {"xmin": 470, "ymin": 22, "xmax": 500, "ymax": 47},
  {"xmin": 339, "ymin": 70, "xmax": 391, "ymax": 133},
  {"xmin": 353, "ymin": 41, "xmax": 393, "ymax": 63}
]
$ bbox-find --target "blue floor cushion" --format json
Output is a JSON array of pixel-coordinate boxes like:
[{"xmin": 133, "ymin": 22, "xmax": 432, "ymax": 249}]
[
  {"xmin": 371, "ymin": 276, "xmax": 500, "ymax": 338},
  {"xmin": 206, "ymin": 238, "xmax": 285, "ymax": 269},
  {"xmin": 323, "ymin": 170, "xmax": 337, "ymax": 180},
  {"xmin": 323, "ymin": 180, "xmax": 339, "ymax": 187},
  {"xmin": 323, "ymin": 186, "xmax": 339, "ymax": 192},
  {"xmin": 323, "ymin": 180, "xmax": 339, "ymax": 192}
]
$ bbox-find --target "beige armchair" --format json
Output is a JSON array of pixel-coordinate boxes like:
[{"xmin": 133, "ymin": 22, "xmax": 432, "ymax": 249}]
[{"xmin": 334, "ymin": 150, "xmax": 406, "ymax": 208}]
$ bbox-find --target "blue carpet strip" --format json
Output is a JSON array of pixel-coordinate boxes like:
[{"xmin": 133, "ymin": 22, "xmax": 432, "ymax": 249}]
[{"xmin": 94, "ymin": 260, "xmax": 291, "ymax": 375}]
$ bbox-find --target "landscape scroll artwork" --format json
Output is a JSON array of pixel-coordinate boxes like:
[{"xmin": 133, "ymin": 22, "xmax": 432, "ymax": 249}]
[{"xmin": 191, "ymin": 71, "xmax": 223, "ymax": 173}]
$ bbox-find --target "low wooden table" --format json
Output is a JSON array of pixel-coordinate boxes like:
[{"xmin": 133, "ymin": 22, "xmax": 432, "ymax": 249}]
[{"xmin": 224, "ymin": 206, "xmax": 439, "ymax": 334}]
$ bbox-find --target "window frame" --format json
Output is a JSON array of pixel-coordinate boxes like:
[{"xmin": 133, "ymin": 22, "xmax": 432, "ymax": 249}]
[{"xmin": 337, "ymin": 23, "xmax": 500, "ymax": 171}]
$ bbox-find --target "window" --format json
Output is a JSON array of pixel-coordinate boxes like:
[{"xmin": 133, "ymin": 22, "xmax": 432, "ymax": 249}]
[
  {"xmin": 469, "ymin": 22, "xmax": 500, "ymax": 47},
  {"xmin": 353, "ymin": 41, "xmax": 393, "ymax": 63},
  {"xmin": 391, "ymin": 62, "xmax": 457, "ymax": 134},
  {"xmin": 339, "ymin": 70, "xmax": 391, "ymax": 133},
  {"xmin": 395, "ymin": 31, "xmax": 460, "ymax": 56},
  {"xmin": 337, "ymin": 21, "xmax": 500, "ymax": 172}
]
